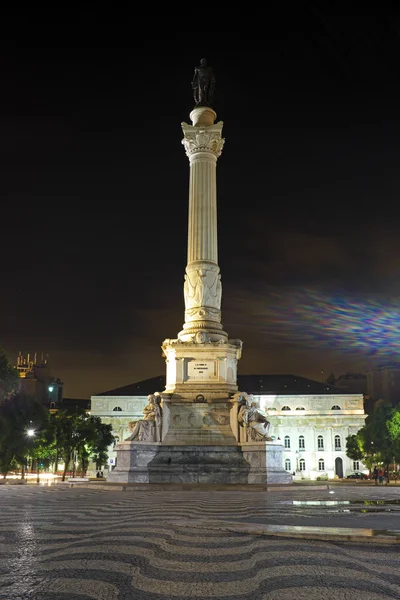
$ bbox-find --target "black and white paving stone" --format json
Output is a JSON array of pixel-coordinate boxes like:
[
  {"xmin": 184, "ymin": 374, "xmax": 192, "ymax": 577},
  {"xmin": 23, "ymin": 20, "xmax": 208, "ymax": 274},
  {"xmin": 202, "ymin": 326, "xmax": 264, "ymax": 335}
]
[{"xmin": 0, "ymin": 483, "xmax": 399, "ymax": 599}]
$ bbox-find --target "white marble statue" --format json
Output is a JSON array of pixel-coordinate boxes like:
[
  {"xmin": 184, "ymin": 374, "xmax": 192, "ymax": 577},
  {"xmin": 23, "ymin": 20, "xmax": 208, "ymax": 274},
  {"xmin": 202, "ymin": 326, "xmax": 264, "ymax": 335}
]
[
  {"xmin": 237, "ymin": 394, "xmax": 273, "ymax": 442},
  {"xmin": 126, "ymin": 394, "xmax": 162, "ymax": 442}
]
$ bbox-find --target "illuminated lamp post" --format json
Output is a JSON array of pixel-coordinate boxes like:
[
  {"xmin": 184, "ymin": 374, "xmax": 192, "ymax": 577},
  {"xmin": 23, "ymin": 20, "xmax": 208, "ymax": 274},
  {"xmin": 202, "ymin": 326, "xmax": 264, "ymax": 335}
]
[
  {"xmin": 26, "ymin": 428, "xmax": 40, "ymax": 483},
  {"xmin": 24, "ymin": 428, "xmax": 35, "ymax": 479},
  {"xmin": 48, "ymin": 385, "xmax": 54, "ymax": 410}
]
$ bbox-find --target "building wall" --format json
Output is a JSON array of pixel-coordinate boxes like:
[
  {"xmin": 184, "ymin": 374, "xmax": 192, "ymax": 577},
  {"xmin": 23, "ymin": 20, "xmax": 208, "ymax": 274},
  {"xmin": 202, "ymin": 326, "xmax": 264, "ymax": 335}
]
[
  {"xmin": 90, "ymin": 395, "xmax": 148, "ymax": 470},
  {"xmin": 257, "ymin": 393, "xmax": 367, "ymax": 479}
]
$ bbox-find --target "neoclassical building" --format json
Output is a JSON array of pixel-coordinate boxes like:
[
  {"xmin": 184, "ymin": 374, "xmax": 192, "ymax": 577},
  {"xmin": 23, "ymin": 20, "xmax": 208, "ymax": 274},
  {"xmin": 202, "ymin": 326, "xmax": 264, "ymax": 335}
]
[{"xmin": 90, "ymin": 373, "xmax": 367, "ymax": 480}]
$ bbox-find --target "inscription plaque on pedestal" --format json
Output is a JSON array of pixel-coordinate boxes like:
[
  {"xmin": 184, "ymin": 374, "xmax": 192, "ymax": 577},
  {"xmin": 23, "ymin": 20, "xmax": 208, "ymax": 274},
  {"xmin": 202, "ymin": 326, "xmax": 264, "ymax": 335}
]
[{"xmin": 186, "ymin": 359, "xmax": 217, "ymax": 380}]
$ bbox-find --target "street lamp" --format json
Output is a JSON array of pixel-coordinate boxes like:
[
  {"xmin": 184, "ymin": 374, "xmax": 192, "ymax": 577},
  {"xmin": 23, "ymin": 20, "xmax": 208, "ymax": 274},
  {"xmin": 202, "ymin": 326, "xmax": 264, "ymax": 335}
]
[
  {"xmin": 25, "ymin": 427, "xmax": 35, "ymax": 480},
  {"xmin": 25, "ymin": 427, "xmax": 40, "ymax": 483}
]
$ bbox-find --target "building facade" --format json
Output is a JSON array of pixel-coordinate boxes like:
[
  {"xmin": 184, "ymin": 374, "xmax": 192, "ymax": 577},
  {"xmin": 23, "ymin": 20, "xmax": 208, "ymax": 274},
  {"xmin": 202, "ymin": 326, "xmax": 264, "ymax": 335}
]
[
  {"xmin": 90, "ymin": 374, "xmax": 367, "ymax": 480},
  {"xmin": 17, "ymin": 352, "xmax": 63, "ymax": 409}
]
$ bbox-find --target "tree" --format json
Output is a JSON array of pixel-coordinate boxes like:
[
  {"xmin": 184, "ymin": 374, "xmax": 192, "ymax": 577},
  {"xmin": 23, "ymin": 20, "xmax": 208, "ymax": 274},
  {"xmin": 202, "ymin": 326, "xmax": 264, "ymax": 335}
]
[
  {"xmin": 358, "ymin": 400, "xmax": 397, "ymax": 481},
  {"xmin": 0, "ymin": 347, "xmax": 19, "ymax": 402},
  {"xmin": 51, "ymin": 408, "xmax": 82, "ymax": 481},
  {"xmin": 346, "ymin": 434, "xmax": 364, "ymax": 463},
  {"xmin": 72, "ymin": 414, "xmax": 114, "ymax": 477},
  {"xmin": 0, "ymin": 392, "xmax": 51, "ymax": 478},
  {"xmin": 386, "ymin": 407, "xmax": 400, "ymax": 465},
  {"xmin": 90, "ymin": 421, "xmax": 115, "ymax": 472},
  {"xmin": 52, "ymin": 407, "xmax": 114, "ymax": 480}
]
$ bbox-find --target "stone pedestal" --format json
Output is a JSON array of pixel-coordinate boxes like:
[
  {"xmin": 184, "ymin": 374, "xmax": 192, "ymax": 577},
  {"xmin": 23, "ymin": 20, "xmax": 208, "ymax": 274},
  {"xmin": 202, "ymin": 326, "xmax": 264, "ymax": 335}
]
[
  {"xmin": 108, "ymin": 440, "xmax": 292, "ymax": 485},
  {"xmin": 107, "ymin": 442, "xmax": 160, "ymax": 484},
  {"xmin": 147, "ymin": 445, "xmax": 250, "ymax": 484},
  {"xmin": 241, "ymin": 442, "xmax": 293, "ymax": 484},
  {"xmin": 107, "ymin": 442, "xmax": 250, "ymax": 484},
  {"xmin": 161, "ymin": 396, "xmax": 237, "ymax": 446}
]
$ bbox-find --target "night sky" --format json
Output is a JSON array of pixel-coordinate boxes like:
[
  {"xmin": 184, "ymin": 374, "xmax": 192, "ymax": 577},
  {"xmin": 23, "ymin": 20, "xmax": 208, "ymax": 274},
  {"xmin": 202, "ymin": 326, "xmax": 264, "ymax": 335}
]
[{"xmin": 2, "ymin": 17, "xmax": 400, "ymax": 398}]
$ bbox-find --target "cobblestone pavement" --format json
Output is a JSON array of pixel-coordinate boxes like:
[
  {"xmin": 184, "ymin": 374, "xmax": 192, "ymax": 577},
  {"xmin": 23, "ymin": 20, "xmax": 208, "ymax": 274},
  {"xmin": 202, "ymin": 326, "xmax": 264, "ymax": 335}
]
[{"xmin": 0, "ymin": 483, "xmax": 399, "ymax": 599}]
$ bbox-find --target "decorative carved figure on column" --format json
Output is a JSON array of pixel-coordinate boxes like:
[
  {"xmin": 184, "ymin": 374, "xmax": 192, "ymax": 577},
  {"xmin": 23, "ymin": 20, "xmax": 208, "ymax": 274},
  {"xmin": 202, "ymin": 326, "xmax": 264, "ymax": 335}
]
[
  {"xmin": 204, "ymin": 270, "xmax": 221, "ymax": 306},
  {"xmin": 184, "ymin": 267, "xmax": 222, "ymax": 309},
  {"xmin": 184, "ymin": 268, "xmax": 207, "ymax": 306},
  {"xmin": 237, "ymin": 395, "xmax": 273, "ymax": 442},
  {"xmin": 126, "ymin": 394, "xmax": 162, "ymax": 442},
  {"xmin": 191, "ymin": 58, "xmax": 215, "ymax": 107}
]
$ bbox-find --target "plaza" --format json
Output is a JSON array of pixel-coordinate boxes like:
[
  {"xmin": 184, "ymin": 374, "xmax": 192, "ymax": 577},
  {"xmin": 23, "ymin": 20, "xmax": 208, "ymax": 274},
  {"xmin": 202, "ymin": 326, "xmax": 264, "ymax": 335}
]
[
  {"xmin": 0, "ymin": 482, "xmax": 399, "ymax": 599},
  {"xmin": 2, "ymin": 46, "xmax": 400, "ymax": 600}
]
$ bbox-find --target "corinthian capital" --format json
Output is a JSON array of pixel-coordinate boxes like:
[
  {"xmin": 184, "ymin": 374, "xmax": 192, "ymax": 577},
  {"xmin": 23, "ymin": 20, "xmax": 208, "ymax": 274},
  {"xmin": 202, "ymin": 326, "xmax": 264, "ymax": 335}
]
[{"xmin": 181, "ymin": 121, "xmax": 225, "ymax": 158}]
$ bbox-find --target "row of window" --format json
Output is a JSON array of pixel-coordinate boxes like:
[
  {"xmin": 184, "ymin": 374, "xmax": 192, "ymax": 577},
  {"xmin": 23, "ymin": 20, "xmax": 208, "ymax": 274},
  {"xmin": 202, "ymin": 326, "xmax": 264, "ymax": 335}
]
[
  {"xmin": 285, "ymin": 458, "xmax": 325, "ymax": 471},
  {"xmin": 275, "ymin": 405, "xmax": 341, "ymax": 411},
  {"xmin": 284, "ymin": 435, "xmax": 342, "ymax": 450},
  {"xmin": 111, "ymin": 405, "xmax": 342, "ymax": 412},
  {"xmin": 286, "ymin": 459, "xmax": 360, "ymax": 472}
]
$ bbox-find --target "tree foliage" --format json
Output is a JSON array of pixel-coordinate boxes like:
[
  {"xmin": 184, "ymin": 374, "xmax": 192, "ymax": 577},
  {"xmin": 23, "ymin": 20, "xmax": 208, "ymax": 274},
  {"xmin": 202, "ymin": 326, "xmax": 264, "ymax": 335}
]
[
  {"xmin": 347, "ymin": 400, "xmax": 400, "ymax": 479},
  {"xmin": 0, "ymin": 347, "xmax": 19, "ymax": 402},
  {"xmin": 0, "ymin": 391, "xmax": 115, "ymax": 479},
  {"xmin": 0, "ymin": 393, "xmax": 51, "ymax": 477},
  {"xmin": 51, "ymin": 407, "xmax": 115, "ymax": 480},
  {"xmin": 345, "ymin": 434, "xmax": 364, "ymax": 462}
]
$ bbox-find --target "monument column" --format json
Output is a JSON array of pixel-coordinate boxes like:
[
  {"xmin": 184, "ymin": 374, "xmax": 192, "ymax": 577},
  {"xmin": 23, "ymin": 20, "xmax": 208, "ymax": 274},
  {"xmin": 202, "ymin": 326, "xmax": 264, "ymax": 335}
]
[
  {"xmin": 108, "ymin": 58, "xmax": 292, "ymax": 484},
  {"xmin": 178, "ymin": 107, "xmax": 227, "ymax": 343},
  {"xmin": 161, "ymin": 59, "xmax": 242, "ymax": 409}
]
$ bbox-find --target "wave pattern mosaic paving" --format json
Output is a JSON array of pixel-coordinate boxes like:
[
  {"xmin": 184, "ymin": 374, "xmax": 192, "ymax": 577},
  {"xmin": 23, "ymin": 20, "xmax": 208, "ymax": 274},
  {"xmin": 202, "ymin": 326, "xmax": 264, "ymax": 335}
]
[{"xmin": 0, "ymin": 485, "xmax": 399, "ymax": 599}]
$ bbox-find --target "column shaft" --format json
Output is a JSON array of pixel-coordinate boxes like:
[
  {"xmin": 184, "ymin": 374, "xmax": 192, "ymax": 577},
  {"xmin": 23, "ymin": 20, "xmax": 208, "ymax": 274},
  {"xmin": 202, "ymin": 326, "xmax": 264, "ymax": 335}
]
[{"xmin": 188, "ymin": 155, "xmax": 218, "ymax": 265}]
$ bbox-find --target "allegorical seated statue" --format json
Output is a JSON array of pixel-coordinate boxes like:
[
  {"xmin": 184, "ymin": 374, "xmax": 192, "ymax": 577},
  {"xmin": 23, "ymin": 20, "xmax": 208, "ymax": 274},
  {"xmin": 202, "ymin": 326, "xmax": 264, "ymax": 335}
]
[
  {"xmin": 237, "ymin": 394, "xmax": 273, "ymax": 442},
  {"xmin": 191, "ymin": 58, "xmax": 216, "ymax": 106},
  {"xmin": 125, "ymin": 393, "xmax": 162, "ymax": 442}
]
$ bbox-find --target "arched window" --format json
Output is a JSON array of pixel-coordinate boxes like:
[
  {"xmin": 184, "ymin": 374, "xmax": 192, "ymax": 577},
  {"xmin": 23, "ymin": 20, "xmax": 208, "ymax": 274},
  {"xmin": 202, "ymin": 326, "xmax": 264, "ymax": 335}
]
[
  {"xmin": 296, "ymin": 406, "xmax": 305, "ymax": 410},
  {"xmin": 331, "ymin": 405, "xmax": 341, "ymax": 410},
  {"xmin": 281, "ymin": 406, "xmax": 291, "ymax": 411},
  {"xmin": 334, "ymin": 435, "xmax": 341, "ymax": 450},
  {"xmin": 284, "ymin": 435, "xmax": 290, "ymax": 449},
  {"xmin": 318, "ymin": 458, "xmax": 325, "ymax": 471},
  {"xmin": 299, "ymin": 435, "xmax": 305, "ymax": 450},
  {"xmin": 113, "ymin": 407, "xmax": 122, "ymax": 411},
  {"xmin": 299, "ymin": 458, "xmax": 306, "ymax": 471},
  {"xmin": 266, "ymin": 407, "xmax": 277, "ymax": 411},
  {"xmin": 50, "ymin": 402, "xmax": 56, "ymax": 409},
  {"xmin": 317, "ymin": 435, "xmax": 324, "ymax": 450},
  {"xmin": 285, "ymin": 459, "xmax": 291, "ymax": 471}
]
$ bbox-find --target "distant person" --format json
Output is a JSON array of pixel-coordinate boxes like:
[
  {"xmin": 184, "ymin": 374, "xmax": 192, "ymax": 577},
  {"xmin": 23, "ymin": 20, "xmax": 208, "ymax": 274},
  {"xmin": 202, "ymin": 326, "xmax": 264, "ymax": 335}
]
[
  {"xmin": 378, "ymin": 468, "xmax": 383, "ymax": 485},
  {"xmin": 373, "ymin": 466, "xmax": 378, "ymax": 486},
  {"xmin": 383, "ymin": 469, "xmax": 389, "ymax": 485}
]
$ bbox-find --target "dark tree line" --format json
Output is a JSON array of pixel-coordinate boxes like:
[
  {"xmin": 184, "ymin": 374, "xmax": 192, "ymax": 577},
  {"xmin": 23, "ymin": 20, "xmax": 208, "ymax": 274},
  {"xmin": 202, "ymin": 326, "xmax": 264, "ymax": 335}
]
[{"xmin": 0, "ymin": 348, "xmax": 114, "ymax": 480}]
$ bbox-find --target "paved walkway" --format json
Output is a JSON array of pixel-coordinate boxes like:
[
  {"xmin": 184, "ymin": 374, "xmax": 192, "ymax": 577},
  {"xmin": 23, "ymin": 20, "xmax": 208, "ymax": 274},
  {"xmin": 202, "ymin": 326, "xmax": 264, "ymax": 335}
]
[{"xmin": 0, "ymin": 482, "xmax": 399, "ymax": 599}]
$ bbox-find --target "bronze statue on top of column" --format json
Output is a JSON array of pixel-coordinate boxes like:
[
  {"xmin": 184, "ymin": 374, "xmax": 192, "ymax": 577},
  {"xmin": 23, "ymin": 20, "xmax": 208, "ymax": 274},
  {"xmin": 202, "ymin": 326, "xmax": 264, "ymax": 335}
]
[{"xmin": 191, "ymin": 58, "xmax": 215, "ymax": 107}]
